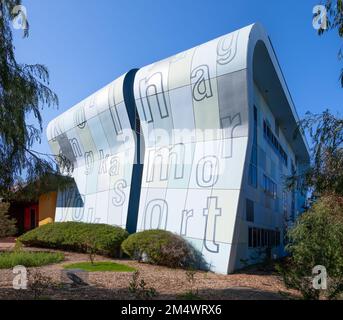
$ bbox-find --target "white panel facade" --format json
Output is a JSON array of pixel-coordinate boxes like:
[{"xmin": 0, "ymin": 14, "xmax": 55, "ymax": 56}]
[
  {"xmin": 47, "ymin": 23, "xmax": 309, "ymax": 274},
  {"xmin": 47, "ymin": 75, "xmax": 135, "ymax": 229},
  {"xmin": 133, "ymin": 26, "xmax": 250, "ymax": 274}
]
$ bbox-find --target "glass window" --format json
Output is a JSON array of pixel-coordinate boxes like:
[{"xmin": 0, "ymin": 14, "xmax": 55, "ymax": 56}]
[
  {"xmin": 263, "ymin": 174, "xmax": 277, "ymax": 199},
  {"xmin": 246, "ymin": 199, "xmax": 254, "ymax": 222},
  {"xmin": 248, "ymin": 227, "xmax": 281, "ymax": 249},
  {"xmin": 249, "ymin": 164, "xmax": 257, "ymax": 188},
  {"xmin": 248, "ymin": 227, "xmax": 253, "ymax": 248},
  {"xmin": 249, "ymin": 106, "xmax": 258, "ymax": 189},
  {"xmin": 253, "ymin": 228, "xmax": 258, "ymax": 248},
  {"xmin": 251, "ymin": 146, "xmax": 257, "ymax": 165},
  {"xmin": 263, "ymin": 230, "xmax": 266, "ymax": 247},
  {"xmin": 263, "ymin": 120, "xmax": 288, "ymax": 167}
]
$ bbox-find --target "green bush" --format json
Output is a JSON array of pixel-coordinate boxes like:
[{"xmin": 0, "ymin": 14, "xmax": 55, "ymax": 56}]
[
  {"xmin": 0, "ymin": 202, "xmax": 17, "ymax": 238},
  {"xmin": 0, "ymin": 251, "xmax": 64, "ymax": 269},
  {"xmin": 277, "ymin": 195, "xmax": 343, "ymax": 300},
  {"xmin": 18, "ymin": 222, "xmax": 129, "ymax": 258},
  {"xmin": 122, "ymin": 229, "xmax": 197, "ymax": 269}
]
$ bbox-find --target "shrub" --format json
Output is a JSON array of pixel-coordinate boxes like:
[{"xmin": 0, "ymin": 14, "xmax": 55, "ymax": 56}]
[
  {"xmin": 17, "ymin": 222, "xmax": 129, "ymax": 258},
  {"xmin": 128, "ymin": 271, "xmax": 158, "ymax": 300},
  {"xmin": 122, "ymin": 229, "xmax": 197, "ymax": 269},
  {"xmin": 277, "ymin": 195, "xmax": 343, "ymax": 300},
  {"xmin": 0, "ymin": 251, "xmax": 64, "ymax": 269},
  {"xmin": 29, "ymin": 270, "xmax": 57, "ymax": 300},
  {"xmin": 0, "ymin": 202, "xmax": 17, "ymax": 238}
]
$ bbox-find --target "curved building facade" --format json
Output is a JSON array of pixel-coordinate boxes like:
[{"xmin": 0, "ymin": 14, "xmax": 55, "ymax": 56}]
[{"xmin": 47, "ymin": 24, "xmax": 309, "ymax": 274}]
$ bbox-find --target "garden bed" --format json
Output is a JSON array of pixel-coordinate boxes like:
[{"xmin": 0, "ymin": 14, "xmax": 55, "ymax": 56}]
[{"xmin": 0, "ymin": 244, "xmax": 300, "ymax": 300}]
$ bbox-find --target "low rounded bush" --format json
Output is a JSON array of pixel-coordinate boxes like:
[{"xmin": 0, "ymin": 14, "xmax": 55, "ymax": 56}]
[
  {"xmin": 121, "ymin": 229, "xmax": 197, "ymax": 269},
  {"xmin": 17, "ymin": 222, "xmax": 129, "ymax": 258}
]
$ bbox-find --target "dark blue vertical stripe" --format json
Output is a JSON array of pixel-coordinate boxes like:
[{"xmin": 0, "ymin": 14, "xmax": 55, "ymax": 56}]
[{"xmin": 123, "ymin": 69, "xmax": 144, "ymax": 234}]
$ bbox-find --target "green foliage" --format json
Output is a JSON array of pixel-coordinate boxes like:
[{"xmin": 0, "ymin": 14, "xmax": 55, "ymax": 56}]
[
  {"xmin": 0, "ymin": 251, "xmax": 64, "ymax": 269},
  {"xmin": 0, "ymin": 202, "xmax": 17, "ymax": 238},
  {"xmin": 82, "ymin": 232, "xmax": 99, "ymax": 265},
  {"xmin": 290, "ymin": 110, "xmax": 343, "ymax": 197},
  {"xmin": 64, "ymin": 261, "xmax": 136, "ymax": 272},
  {"xmin": 178, "ymin": 268, "xmax": 202, "ymax": 300},
  {"xmin": 277, "ymin": 195, "xmax": 343, "ymax": 299},
  {"xmin": 9, "ymin": 174, "xmax": 74, "ymax": 203},
  {"xmin": 128, "ymin": 271, "xmax": 158, "ymax": 300},
  {"xmin": 122, "ymin": 229, "xmax": 198, "ymax": 269},
  {"xmin": 17, "ymin": 222, "xmax": 129, "ymax": 257},
  {"xmin": 317, "ymin": 0, "xmax": 343, "ymax": 86},
  {"xmin": 0, "ymin": 1, "xmax": 72, "ymax": 199}
]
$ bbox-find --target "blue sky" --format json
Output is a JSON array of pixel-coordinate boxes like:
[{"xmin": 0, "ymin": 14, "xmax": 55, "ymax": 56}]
[{"xmin": 13, "ymin": 0, "xmax": 342, "ymax": 155}]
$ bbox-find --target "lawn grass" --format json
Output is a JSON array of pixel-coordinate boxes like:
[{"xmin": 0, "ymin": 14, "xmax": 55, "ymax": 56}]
[
  {"xmin": 0, "ymin": 251, "xmax": 64, "ymax": 269},
  {"xmin": 63, "ymin": 261, "xmax": 136, "ymax": 272}
]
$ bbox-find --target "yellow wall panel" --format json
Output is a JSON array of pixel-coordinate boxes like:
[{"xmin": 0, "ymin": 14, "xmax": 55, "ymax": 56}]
[{"xmin": 38, "ymin": 192, "xmax": 57, "ymax": 225}]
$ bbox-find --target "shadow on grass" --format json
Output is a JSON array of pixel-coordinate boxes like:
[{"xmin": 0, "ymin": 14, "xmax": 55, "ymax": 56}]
[{"xmin": 0, "ymin": 285, "xmax": 295, "ymax": 301}]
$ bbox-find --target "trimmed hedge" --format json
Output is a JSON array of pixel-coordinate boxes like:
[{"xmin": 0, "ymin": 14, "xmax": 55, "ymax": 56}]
[
  {"xmin": 17, "ymin": 222, "xmax": 129, "ymax": 257},
  {"xmin": 121, "ymin": 229, "xmax": 197, "ymax": 269}
]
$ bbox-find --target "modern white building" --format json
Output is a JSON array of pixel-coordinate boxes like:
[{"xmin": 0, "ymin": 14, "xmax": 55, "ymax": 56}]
[{"xmin": 47, "ymin": 23, "xmax": 310, "ymax": 274}]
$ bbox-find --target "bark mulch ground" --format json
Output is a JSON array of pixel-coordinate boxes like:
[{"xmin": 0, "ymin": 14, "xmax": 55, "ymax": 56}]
[{"xmin": 0, "ymin": 241, "xmax": 300, "ymax": 300}]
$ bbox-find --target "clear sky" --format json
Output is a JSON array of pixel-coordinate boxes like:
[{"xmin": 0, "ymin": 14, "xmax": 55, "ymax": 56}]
[{"xmin": 13, "ymin": 0, "xmax": 343, "ymax": 155}]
